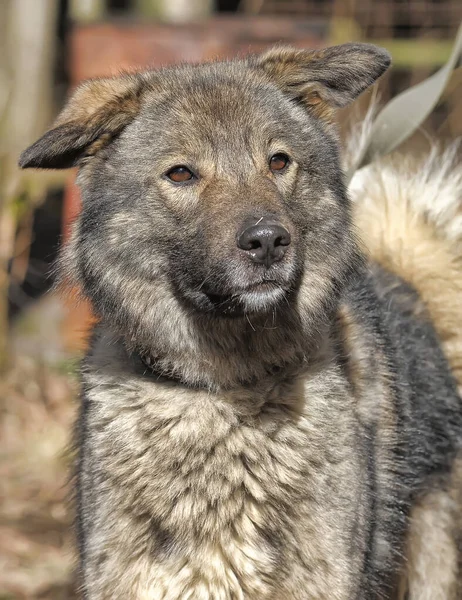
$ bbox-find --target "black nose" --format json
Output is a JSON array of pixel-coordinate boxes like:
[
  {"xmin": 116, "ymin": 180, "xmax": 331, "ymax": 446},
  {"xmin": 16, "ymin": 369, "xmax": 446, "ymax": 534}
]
[{"xmin": 237, "ymin": 218, "xmax": 291, "ymax": 267}]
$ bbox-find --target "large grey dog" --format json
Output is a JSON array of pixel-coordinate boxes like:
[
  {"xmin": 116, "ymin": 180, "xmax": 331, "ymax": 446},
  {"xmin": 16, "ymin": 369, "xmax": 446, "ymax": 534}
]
[{"xmin": 20, "ymin": 43, "xmax": 462, "ymax": 599}]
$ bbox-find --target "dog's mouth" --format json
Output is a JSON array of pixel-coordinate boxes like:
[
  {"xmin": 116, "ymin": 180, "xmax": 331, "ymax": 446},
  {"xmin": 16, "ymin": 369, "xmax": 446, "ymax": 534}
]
[
  {"xmin": 176, "ymin": 258, "xmax": 302, "ymax": 317},
  {"xmin": 208, "ymin": 280, "xmax": 276, "ymax": 301},
  {"xmin": 203, "ymin": 280, "xmax": 288, "ymax": 316}
]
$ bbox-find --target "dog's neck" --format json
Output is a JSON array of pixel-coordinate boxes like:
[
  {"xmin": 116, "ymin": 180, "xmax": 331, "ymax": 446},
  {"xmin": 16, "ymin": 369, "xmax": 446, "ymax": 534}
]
[{"xmin": 123, "ymin": 300, "xmax": 334, "ymax": 392}]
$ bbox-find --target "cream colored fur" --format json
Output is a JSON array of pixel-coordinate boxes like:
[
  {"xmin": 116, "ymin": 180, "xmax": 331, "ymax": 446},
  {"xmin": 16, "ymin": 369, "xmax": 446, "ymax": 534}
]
[{"xmin": 347, "ymin": 116, "xmax": 462, "ymax": 391}]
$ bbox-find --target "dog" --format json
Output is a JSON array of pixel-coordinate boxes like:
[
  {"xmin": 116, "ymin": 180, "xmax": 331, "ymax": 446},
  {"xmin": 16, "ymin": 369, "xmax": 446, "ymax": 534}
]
[{"xmin": 19, "ymin": 43, "xmax": 462, "ymax": 599}]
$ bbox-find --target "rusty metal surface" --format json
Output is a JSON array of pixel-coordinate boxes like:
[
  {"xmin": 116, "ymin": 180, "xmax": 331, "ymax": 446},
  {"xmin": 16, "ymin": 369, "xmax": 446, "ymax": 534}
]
[{"xmin": 70, "ymin": 17, "xmax": 328, "ymax": 82}]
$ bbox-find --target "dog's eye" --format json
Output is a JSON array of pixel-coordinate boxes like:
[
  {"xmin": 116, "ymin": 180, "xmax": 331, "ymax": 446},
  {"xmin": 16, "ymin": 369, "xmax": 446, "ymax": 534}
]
[
  {"xmin": 270, "ymin": 153, "xmax": 289, "ymax": 172},
  {"xmin": 166, "ymin": 166, "xmax": 195, "ymax": 183}
]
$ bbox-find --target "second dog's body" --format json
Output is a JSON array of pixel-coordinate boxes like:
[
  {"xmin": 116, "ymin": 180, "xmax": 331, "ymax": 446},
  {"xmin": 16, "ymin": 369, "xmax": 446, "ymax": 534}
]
[{"xmin": 20, "ymin": 44, "xmax": 462, "ymax": 598}]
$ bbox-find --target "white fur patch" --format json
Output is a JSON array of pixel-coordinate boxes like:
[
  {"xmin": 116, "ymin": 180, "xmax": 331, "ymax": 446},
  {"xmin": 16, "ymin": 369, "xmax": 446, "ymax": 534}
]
[{"xmin": 345, "ymin": 106, "xmax": 462, "ymax": 246}]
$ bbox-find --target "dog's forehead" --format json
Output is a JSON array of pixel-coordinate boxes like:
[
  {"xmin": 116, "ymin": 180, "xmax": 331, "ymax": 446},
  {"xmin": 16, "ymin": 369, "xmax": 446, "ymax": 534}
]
[
  {"xmin": 139, "ymin": 62, "xmax": 300, "ymax": 141},
  {"xmin": 118, "ymin": 61, "xmax": 323, "ymax": 166}
]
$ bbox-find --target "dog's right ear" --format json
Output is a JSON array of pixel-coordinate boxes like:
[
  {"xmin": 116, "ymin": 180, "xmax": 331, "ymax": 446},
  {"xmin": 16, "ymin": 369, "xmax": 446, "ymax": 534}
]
[
  {"xmin": 254, "ymin": 43, "xmax": 391, "ymax": 122},
  {"xmin": 19, "ymin": 74, "xmax": 144, "ymax": 169}
]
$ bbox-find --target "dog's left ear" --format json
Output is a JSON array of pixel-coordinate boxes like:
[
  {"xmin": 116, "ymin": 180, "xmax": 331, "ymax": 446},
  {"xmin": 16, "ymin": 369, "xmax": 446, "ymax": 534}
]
[
  {"xmin": 19, "ymin": 73, "xmax": 145, "ymax": 170},
  {"xmin": 255, "ymin": 43, "xmax": 391, "ymax": 119}
]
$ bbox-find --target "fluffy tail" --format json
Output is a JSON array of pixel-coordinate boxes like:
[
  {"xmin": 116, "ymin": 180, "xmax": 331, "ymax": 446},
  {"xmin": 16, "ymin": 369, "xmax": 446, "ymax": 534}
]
[{"xmin": 346, "ymin": 114, "xmax": 462, "ymax": 390}]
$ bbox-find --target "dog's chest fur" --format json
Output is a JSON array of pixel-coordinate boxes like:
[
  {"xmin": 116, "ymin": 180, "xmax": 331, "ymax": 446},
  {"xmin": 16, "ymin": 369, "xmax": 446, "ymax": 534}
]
[{"xmin": 79, "ymin": 329, "xmax": 367, "ymax": 599}]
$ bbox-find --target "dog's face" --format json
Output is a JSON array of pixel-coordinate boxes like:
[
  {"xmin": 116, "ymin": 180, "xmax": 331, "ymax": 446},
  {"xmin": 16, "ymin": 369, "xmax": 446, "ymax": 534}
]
[
  {"xmin": 100, "ymin": 74, "xmax": 342, "ymax": 318},
  {"xmin": 20, "ymin": 45, "xmax": 390, "ymax": 322}
]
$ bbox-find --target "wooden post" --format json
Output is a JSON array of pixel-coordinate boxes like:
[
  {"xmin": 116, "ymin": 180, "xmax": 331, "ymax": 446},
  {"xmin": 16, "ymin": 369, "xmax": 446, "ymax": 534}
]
[
  {"xmin": 70, "ymin": 0, "xmax": 105, "ymax": 22},
  {"xmin": 136, "ymin": 0, "xmax": 214, "ymax": 22},
  {"xmin": 0, "ymin": 0, "xmax": 59, "ymax": 369}
]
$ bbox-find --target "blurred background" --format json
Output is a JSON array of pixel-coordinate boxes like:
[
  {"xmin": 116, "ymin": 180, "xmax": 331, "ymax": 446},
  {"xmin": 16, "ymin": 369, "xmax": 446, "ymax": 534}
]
[{"xmin": 0, "ymin": 0, "xmax": 461, "ymax": 598}]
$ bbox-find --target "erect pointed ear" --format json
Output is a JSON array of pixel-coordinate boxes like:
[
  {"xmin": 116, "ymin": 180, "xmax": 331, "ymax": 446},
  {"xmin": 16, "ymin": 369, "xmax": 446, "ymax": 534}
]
[
  {"xmin": 254, "ymin": 43, "xmax": 391, "ymax": 120},
  {"xmin": 19, "ymin": 73, "xmax": 145, "ymax": 169}
]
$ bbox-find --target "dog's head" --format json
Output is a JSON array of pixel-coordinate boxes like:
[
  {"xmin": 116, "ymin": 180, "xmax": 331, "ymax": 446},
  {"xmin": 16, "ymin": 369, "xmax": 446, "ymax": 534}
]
[{"xmin": 20, "ymin": 44, "xmax": 389, "ymax": 330}]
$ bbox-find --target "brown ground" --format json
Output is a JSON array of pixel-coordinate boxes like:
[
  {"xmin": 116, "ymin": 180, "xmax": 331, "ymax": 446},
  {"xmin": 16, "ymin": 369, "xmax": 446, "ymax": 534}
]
[{"xmin": 0, "ymin": 299, "xmax": 79, "ymax": 599}]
